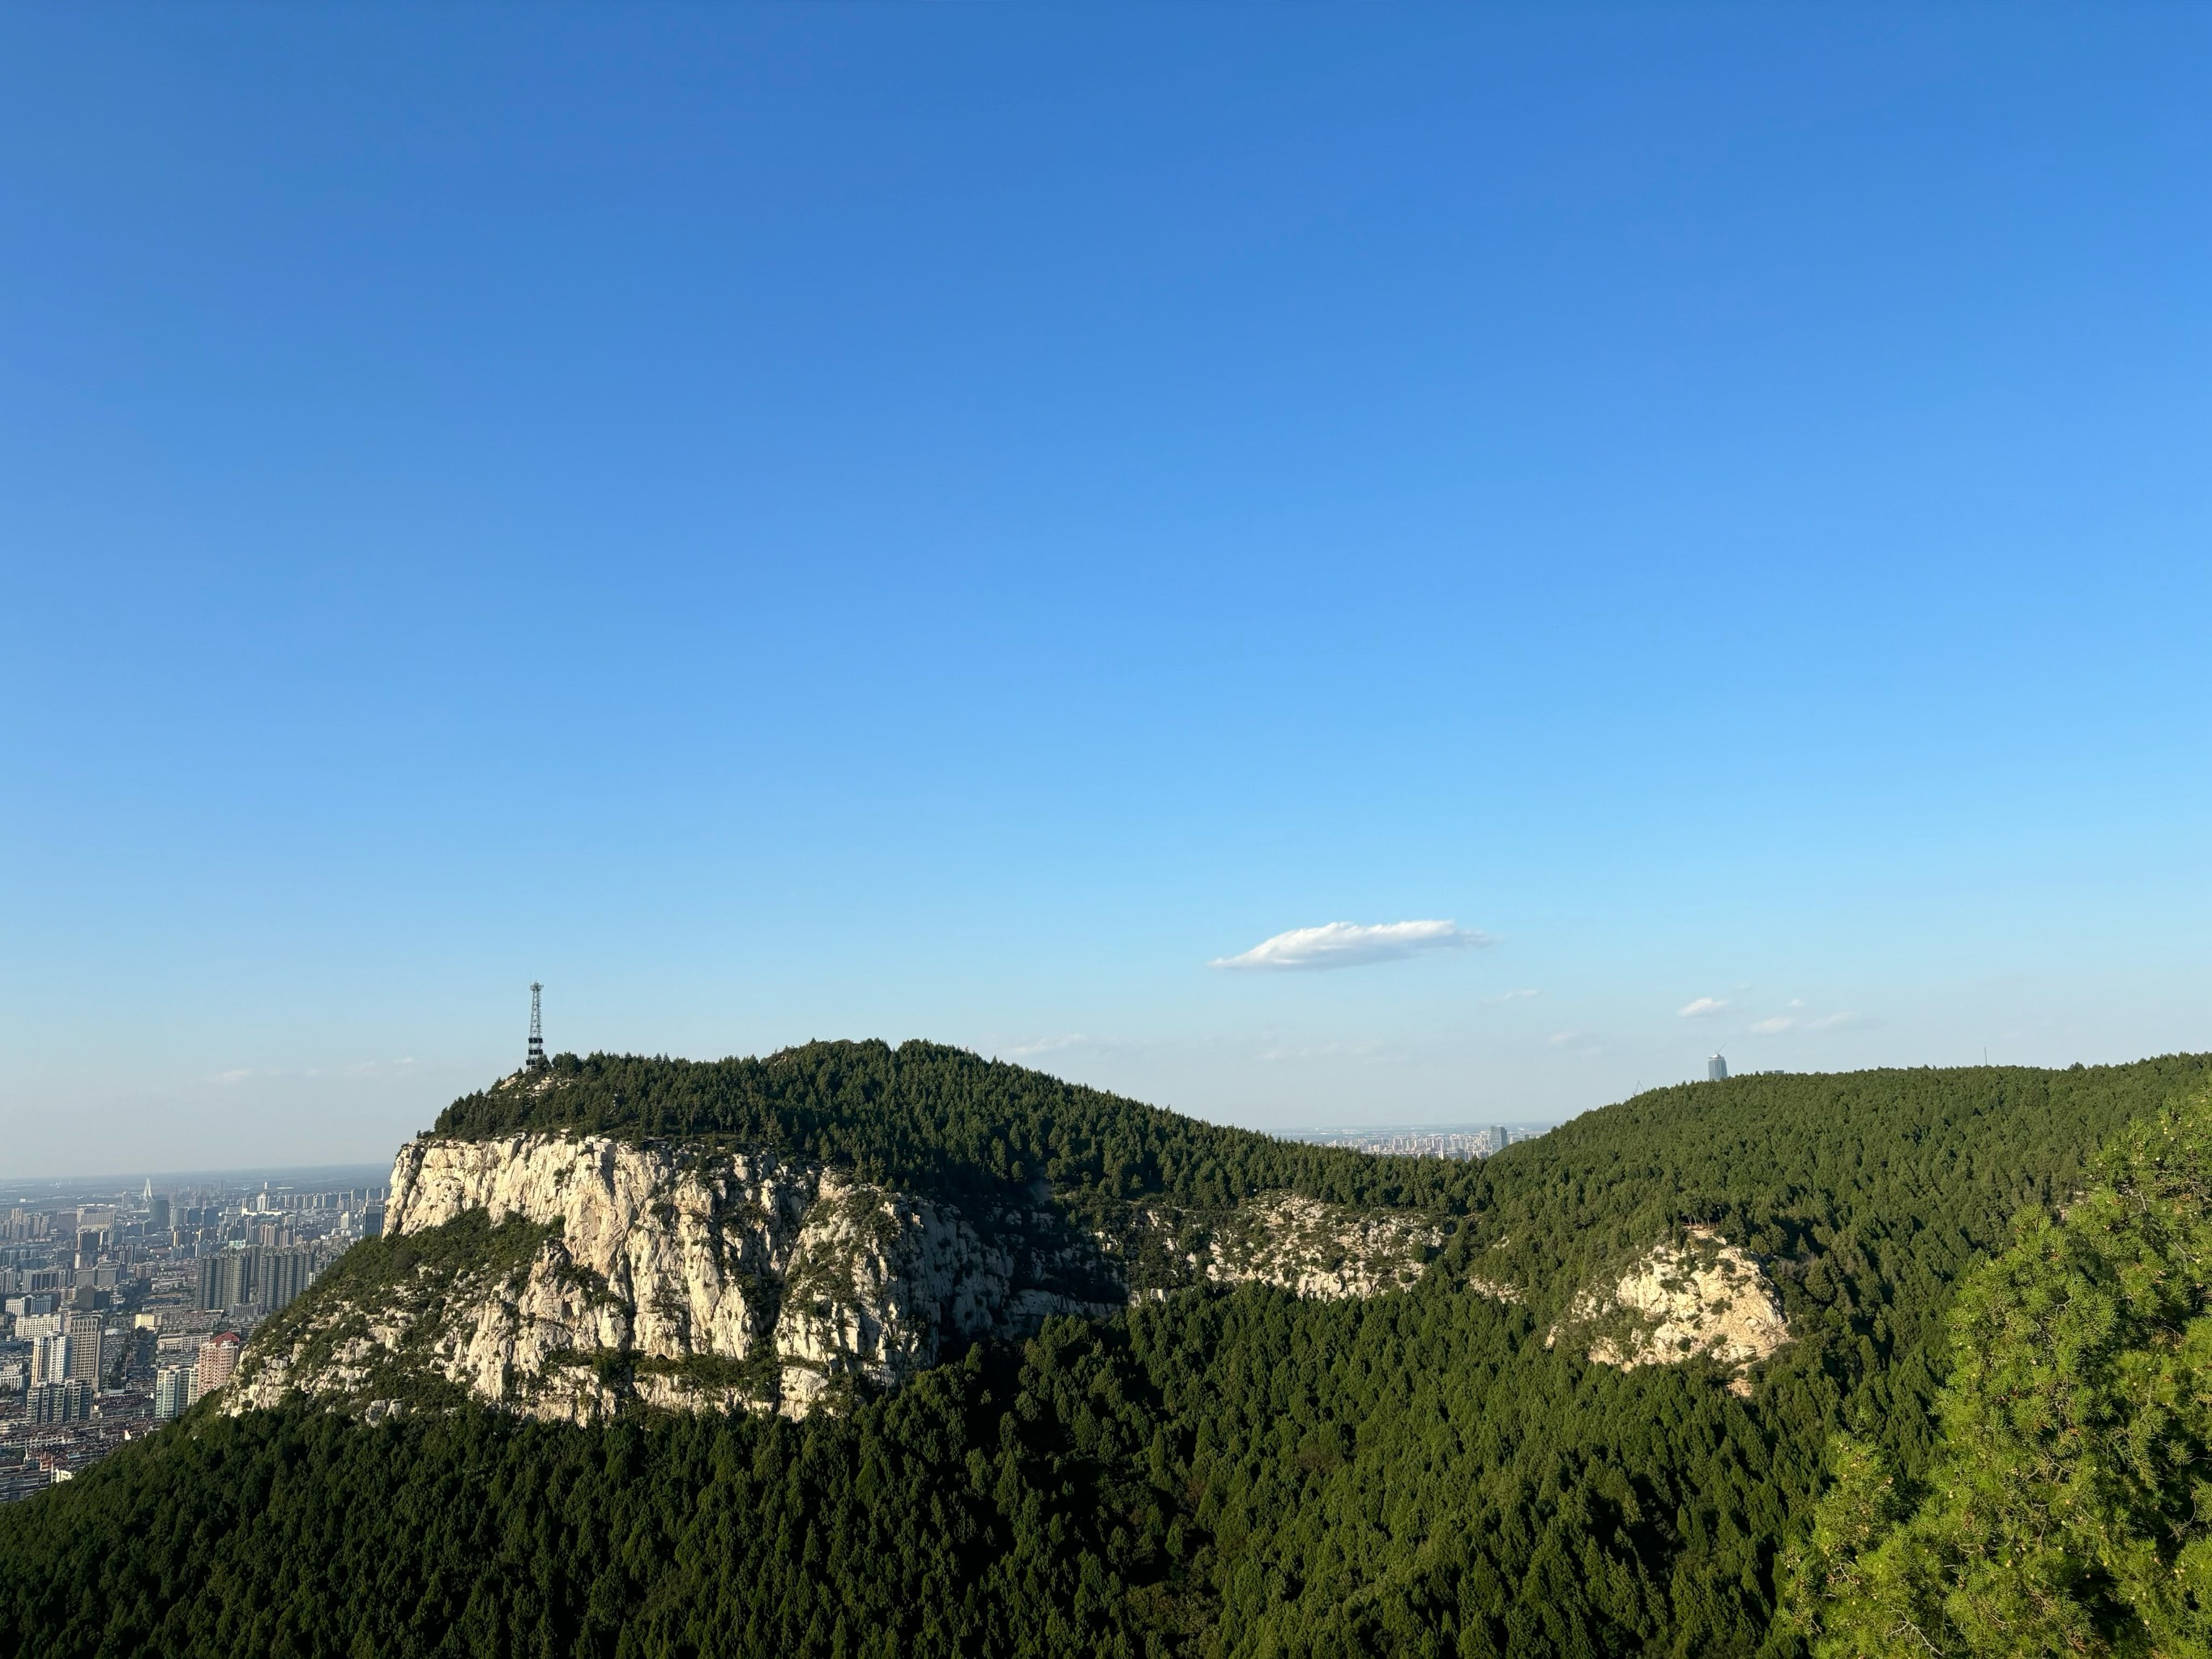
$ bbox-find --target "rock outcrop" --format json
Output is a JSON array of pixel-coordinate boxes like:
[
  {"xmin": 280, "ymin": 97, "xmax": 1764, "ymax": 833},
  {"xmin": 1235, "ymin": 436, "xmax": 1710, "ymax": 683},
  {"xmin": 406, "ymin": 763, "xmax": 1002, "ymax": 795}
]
[
  {"xmin": 234, "ymin": 1131, "xmax": 1452, "ymax": 1423},
  {"xmin": 1082, "ymin": 1188, "xmax": 1444, "ymax": 1301},
  {"xmin": 235, "ymin": 1132, "xmax": 1121, "ymax": 1422},
  {"xmin": 1552, "ymin": 1226, "xmax": 1789, "ymax": 1393}
]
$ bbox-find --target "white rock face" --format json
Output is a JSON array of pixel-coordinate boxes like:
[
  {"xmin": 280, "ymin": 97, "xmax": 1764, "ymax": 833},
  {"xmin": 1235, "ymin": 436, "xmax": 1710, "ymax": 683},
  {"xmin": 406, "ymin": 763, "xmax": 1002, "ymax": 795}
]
[
  {"xmin": 1558, "ymin": 1226, "xmax": 1790, "ymax": 1392},
  {"xmin": 1201, "ymin": 1193, "xmax": 1442, "ymax": 1298},
  {"xmin": 237, "ymin": 1133, "xmax": 1120, "ymax": 1422},
  {"xmin": 236, "ymin": 1132, "xmax": 1454, "ymax": 1423}
]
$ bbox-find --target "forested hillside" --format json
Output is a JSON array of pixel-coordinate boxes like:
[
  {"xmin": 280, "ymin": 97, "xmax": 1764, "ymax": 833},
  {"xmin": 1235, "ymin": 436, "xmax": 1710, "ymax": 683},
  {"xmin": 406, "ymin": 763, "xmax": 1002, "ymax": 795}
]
[
  {"xmin": 433, "ymin": 1040, "xmax": 1480, "ymax": 1211},
  {"xmin": 1786, "ymin": 1094, "xmax": 2212, "ymax": 1656},
  {"xmin": 5, "ymin": 1050, "xmax": 2208, "ymax": 1657}
]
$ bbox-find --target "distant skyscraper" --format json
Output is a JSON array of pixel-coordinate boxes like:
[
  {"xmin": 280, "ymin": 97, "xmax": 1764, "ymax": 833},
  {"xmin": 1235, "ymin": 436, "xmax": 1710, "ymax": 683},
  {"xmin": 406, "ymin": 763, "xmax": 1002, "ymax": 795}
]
[
  {"xmin": 198, "ymin": 1248, "xmax": 254, "ymax": 1311},
  {"xmin": 258, "ymin": 1246, "xmax": 320, "ymax": 1312},
  {"xmin": 196, "ymin": 1332, "xmax": 242, "ymax": 1399},
  {"xmin": 1708, "ymin": 1054, "xmax": 1728, "ymax": 1082},
  {"xmin": 150, "ymin": 1195, "xmax": 171, "ymax": 1232},
  {"xmin": 31, "ymin": 1380, "xmax": 92, "ymax": 1425},
  {"xmin": 154, "ymin": 1364, "xmax": 192, "ymax": 1422},
  {"xmin": 66, "ymin": 1313, "xmax": 104, "ymax": 1386},
  {"xmin": 30, "ymin": 1333, "xmax": 69, "ymax": 1386}
]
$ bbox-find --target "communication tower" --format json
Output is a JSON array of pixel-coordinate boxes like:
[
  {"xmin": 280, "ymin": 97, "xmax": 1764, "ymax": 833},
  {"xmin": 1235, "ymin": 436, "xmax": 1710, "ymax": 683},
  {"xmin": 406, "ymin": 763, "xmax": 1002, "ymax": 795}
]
[{"xmin": 527, "ymin": 983, "xmax": 548, "ymax": 1074}]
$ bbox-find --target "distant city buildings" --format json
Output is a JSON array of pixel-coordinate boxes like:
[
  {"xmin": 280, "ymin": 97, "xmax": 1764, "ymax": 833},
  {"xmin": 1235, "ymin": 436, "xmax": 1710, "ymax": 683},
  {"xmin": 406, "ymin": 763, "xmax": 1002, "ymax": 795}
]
[
  {"xmin": 30, "ymin": 1333, "xmax": 70, "ymax": 1386},
  {"xmin": 258, "ymin": 1246, "xmax": 319, "ymax": 1312},
  {"xmin": 30, "ymin": 1380, "xmax": 92, "ymax": 1425},
  {"xmin": 0, "ymin": 1166, "xmax": 386, "ymax": 1500},
  {"xmin": 64, "ymin": 1313, "xmax": 103, "ymax": 1386},
  {"xmin": 194, "ymin": 1332, "xmax": 241, "ymax": 1400},
  {"xmin": 195, "ymin": 1243, "xmax": 330, "ymax": 1313},
  {"xmin": 154, "ymin": 1364, "xmax": 192, "ymax": 1422},
  {"xmin": 1290, "ymin": 1124, "xmax": 1551, "ymax": 1160}
]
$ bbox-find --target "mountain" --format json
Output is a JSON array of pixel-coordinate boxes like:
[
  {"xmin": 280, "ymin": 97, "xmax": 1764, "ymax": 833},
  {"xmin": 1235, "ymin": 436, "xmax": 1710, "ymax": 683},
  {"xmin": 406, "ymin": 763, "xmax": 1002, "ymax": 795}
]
[
  {"xmin": 3, "ymin": 1043, "xmax": 2207, "ymax": 1657},
  {"xmin": 234, "ymin": 1043, "xmax": 1455, "ymax": 1422}
]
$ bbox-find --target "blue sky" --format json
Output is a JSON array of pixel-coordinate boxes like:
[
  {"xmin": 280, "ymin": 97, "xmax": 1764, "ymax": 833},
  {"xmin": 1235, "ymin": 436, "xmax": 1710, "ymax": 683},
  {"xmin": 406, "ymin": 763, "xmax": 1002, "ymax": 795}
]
[{"xmin": 4, "ymin": 7, "xmax": 2208, "ymax": 1175}]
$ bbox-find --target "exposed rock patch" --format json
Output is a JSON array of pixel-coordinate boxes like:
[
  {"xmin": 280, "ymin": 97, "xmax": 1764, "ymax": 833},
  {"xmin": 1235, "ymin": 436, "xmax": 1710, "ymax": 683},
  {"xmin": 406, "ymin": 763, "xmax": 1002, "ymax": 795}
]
[
  {"xmin": 1204, "ymin": 1192, "xmax": 1441, "ymax": 1296},
  {"xmin": 1554, "ymin": 1226, "xmax": 1789, "ymax": 1392},
  {"xmin": 1085, "ymin": 1190, "xmax": 1441, "ymax": 1298}
]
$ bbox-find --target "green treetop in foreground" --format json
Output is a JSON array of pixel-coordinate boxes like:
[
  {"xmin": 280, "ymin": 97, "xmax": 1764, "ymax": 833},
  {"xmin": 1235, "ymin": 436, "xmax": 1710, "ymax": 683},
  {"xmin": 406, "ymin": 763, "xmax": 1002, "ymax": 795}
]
[{"xmin": 1787, "ymin": 1094, "xmax": 2212, "ymax": 1658}]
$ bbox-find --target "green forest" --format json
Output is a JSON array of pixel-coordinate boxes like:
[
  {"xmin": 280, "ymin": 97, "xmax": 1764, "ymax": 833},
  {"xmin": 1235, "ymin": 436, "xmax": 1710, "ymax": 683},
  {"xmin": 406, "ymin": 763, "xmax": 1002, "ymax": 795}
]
[{"xmin": 6, "ymin": 1047, "xmax": 2212, "ymax": 1657}]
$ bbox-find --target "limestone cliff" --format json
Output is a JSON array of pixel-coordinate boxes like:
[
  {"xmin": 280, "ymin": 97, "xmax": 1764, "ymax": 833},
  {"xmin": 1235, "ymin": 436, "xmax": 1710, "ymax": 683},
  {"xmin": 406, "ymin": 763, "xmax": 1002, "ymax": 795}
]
[
  {"xmin": 235, "ymin": 1132, "xmax": 1122, "ymax": 1422},
  {"xmin": 233, "ymin": 1131, "xmax": 1445, "ymax": 1422}
]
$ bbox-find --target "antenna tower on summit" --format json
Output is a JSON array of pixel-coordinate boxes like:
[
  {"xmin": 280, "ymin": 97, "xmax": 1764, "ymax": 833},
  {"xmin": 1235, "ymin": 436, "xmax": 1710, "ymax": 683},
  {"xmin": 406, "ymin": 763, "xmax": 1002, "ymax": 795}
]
[{"xmin": 527, "ymin": 983, "xmax": 547, "ymax": 1073}]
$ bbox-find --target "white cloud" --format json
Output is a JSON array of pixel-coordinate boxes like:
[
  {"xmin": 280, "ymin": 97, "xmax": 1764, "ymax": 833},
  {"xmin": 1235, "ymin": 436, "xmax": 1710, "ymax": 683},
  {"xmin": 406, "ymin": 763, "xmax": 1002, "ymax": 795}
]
[
  {"xmin": 1548, "ymin": 1030, "xmax": 1578, "ymax": 1047},
  {"xmin": 1253, "ymin": 1040, "xmax": 1394, "ymax": 1063},
  {"xmin": 1488, "ymin": 987, "xmax": 1539, "ymax": 1003},
  {"xmin": 1677, "ymin": 996, "xmax": 1729, "ymax": 1018},
  {"xmin": 211, "ymin": 1057, "xmax": 424, "ymax": 1085},
  {"xmin": 1786, "ymin": 998, "xmax": 1806, "ymax": 1009},
  {"xmin": 1211, "ymin": 919, "xmax": 1491, "ymax": 971},
  {"xmin": 1007, "ymin": 1034, "xmax": 1090, "ymax": 1058},
  {"xmin": 1748, "ymin": 1009, "xmax": 1863, "ymax": 1036}
]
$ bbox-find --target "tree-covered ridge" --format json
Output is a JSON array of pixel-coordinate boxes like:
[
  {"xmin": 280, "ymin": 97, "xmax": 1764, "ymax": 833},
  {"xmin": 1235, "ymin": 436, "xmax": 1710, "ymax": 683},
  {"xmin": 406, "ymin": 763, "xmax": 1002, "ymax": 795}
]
[
  {"xmin": 433, "ymin": 1041, "xmax": 1483, "ymax": 1212},
  {"xmin": 1785, "ymin": 1092, "xmax": 2212, "ymax": 1657},
  {"xmin": 9, "ymin": 1054, "xmax": 2212, "ymax": 1657},
  {"xmin": 1473, "ymin": 1057, "xmax": 2212, "ymax": 1313}
]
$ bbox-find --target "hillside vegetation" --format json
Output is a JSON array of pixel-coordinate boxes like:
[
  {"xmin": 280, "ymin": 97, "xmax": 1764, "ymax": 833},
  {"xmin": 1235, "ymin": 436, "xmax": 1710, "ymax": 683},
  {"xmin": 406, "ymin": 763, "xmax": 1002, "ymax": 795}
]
[
  {"xmin": 1787, "ymin": 1097, "xmax": 2212, "ymax": 1657},
  {"xmin": 433, "ymin": 1040, "xmax": 1479, "ymax": 1212},
  {"xmin": 3, "ymin": 1049, "xmax": 2208, "ymax": 1657}
]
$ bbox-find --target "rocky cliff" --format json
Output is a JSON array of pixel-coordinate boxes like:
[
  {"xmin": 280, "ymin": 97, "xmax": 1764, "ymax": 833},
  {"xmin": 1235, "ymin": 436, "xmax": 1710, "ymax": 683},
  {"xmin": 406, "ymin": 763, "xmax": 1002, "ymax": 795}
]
[
  {"xmin": 234, "ymin": 1130, "xmax": 1446, "ymax": 1422},
  {"xmin": 237, "ymin": 1132, "xmax": 1128, "ymax": 1421},
  {"xmin": 1548, "ymin": 1225, "xmax": 1791, "ymax": 1394}
]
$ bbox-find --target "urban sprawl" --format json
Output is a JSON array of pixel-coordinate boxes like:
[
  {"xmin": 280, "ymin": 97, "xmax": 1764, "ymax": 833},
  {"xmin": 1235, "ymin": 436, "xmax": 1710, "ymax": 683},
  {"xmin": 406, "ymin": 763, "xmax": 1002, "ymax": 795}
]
[{"xmin": 0, "ymin": 1178, "xmax": 386, "ymax": 1502}]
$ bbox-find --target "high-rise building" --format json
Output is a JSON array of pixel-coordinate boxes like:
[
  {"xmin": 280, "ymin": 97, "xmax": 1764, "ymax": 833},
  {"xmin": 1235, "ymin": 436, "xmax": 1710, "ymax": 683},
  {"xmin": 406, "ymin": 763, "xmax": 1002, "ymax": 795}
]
[
  {"xmin": 154, "ymin": 1364, "xmax": 193, "ymax": 1422},
  {"xmin": 31, "ymin": 1380, "xmax": 92, "ymax": 1425},
  {"xmin": 198, "ymin": 1248, "xmax": 253, "ymax": 1311},
  {"xmin": 1486, "ymin": 1126, "xmax": 1512, "ymax": 1157},
  {"xmin": 195, "ymin": 1332, "xmax": 242, "ymax": 1399},
  {"xmin": 66, "ymin": 1312, "xmax": 105, "ymax": 1386},
  {"xmin": 149, "ymin": 1195, "xmax": 171, "ymax": 1232},
  {"xmin": 258, "ymin": 1246, "xmax": 321, "ymax": 1312},
  {"xmin": 30, "ymin": 1333, "xmax": 70, "ymax": 1386}
]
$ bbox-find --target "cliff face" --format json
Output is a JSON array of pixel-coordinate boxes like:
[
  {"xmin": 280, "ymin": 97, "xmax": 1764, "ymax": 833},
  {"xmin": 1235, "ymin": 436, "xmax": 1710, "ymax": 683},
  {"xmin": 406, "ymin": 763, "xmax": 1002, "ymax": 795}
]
[
  {"xmin": 234, "ymin": 1128, "xmax": 1458, "ymax": 1423},
  {"xmin": 237, "ymin": 1133, "xmax": 1123, "ymax": 1422}
]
